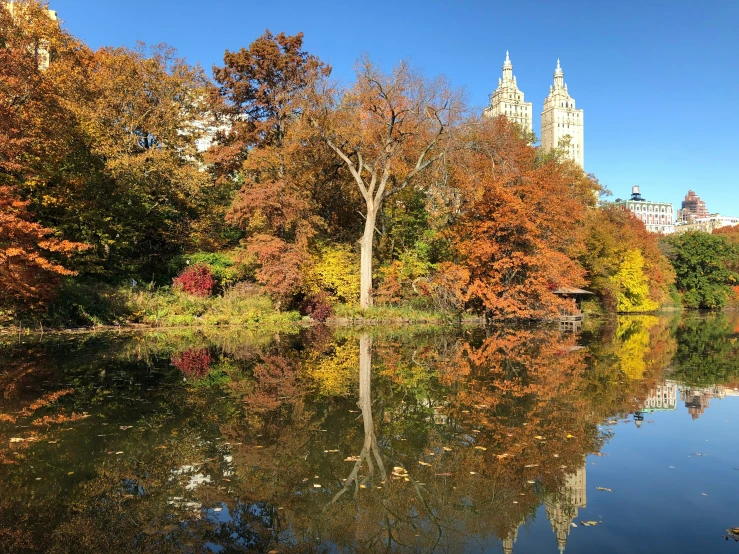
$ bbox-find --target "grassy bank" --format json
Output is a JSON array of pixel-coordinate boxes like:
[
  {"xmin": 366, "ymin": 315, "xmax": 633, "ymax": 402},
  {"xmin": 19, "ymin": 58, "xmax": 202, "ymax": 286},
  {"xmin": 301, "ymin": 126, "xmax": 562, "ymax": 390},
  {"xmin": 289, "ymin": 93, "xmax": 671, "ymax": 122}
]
[{"xmin": 2, "ymin": 281, "xmax": 301, "ymax": 330}]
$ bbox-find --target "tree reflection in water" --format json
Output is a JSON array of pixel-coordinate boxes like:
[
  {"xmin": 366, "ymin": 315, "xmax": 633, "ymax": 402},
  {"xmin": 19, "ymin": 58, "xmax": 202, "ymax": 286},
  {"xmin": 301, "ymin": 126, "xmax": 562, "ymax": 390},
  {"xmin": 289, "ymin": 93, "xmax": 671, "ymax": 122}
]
[{"xmin": 0, "ymin": 313, "xmax": 736, "ymax": 552}]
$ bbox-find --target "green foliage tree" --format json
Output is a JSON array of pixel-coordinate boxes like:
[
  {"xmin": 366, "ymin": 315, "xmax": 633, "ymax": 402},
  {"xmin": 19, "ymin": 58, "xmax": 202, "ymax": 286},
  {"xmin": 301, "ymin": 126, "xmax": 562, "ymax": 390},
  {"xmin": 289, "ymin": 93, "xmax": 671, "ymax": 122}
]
[{"xmin": 664, "ymin": 231, "xmax": 739, "ymax": 309}]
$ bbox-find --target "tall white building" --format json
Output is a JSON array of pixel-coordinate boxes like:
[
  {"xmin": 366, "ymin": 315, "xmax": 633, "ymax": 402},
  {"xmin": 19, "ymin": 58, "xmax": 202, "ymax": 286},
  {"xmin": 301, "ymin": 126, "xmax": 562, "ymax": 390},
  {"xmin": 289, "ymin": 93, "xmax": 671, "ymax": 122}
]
[
  {"xmin": 484, "ymin": 51, "xmax": 533, "ymax": 135},
  {"xmin": 541, "ymin": 60, "xmax": 584, "ymax": 167}
]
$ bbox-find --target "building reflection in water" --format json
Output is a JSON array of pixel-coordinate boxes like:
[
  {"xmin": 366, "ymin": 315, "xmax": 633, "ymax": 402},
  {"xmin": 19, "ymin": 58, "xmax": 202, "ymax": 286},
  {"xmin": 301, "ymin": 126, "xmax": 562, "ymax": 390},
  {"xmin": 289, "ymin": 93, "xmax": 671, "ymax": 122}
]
[
  {"xmin": 639, "ymin": 381, "xmax": 739, "ymax": 423},
  {"xmin": 501, "ymin": 464, "xmax": 587, "ymax": 553}
]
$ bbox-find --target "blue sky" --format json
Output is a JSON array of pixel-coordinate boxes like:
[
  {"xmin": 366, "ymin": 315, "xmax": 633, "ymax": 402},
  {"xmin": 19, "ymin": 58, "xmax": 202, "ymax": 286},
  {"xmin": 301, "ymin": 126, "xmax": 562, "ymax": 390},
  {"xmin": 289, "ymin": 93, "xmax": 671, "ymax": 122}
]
[{"xmin": 52, "ymin": 0, "xmax": 739, "ymax": 217}]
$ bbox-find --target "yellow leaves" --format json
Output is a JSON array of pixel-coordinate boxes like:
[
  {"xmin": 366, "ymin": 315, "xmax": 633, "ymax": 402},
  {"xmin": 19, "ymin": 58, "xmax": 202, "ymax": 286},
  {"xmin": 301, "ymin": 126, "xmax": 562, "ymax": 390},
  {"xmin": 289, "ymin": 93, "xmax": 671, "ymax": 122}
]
[
  {"xmin": 474, "ymin": 446, "xmax": 487, "ymax": 451},
  {"xmin": 304, "ymin": 244, "xmax": 360, "ymax": 304},
  {"xmin": 534, "ymin": 435, "xmax": 545, "ymax": 440},
  {"xmin": 418, "ymin": 461, "xmax": 431, "ymax": 467}
]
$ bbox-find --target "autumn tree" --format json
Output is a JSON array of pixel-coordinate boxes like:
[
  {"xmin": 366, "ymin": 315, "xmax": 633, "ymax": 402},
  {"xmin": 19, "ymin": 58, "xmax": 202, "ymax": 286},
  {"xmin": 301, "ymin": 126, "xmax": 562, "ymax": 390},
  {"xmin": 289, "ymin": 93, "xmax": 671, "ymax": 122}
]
[
  {"xmin": 581, "ymin": 206, "xmax": 675, "ymax": 312},
  {"xmin": 211, "ymin": 31, "xmax": 355, "ymax": 302},
  {"xmin": 0, "ymin": 187, "xmax": 87, "ymax": 310},
  {"xmin": 45, "ymin": 43, "xmax": 213, "ymax": 274},
  {"xmin": 441, "ymin": 116, "xmax": 597, "ymax": 319},
  {"xmin": 309, "ymin": 57, "xmax": 460, "ymax": 308},
  {"xmin": 0, "ymin": 1, "xmax": 87, "ymax": 309}
]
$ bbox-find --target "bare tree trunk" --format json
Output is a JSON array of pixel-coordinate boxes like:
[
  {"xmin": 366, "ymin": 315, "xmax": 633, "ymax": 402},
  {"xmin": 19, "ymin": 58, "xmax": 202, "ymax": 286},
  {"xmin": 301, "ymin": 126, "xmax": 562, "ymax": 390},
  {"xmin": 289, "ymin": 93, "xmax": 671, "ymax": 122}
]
[{"xmin": 360, "ymin": 204, "xmax": 377, "ymax": 309}]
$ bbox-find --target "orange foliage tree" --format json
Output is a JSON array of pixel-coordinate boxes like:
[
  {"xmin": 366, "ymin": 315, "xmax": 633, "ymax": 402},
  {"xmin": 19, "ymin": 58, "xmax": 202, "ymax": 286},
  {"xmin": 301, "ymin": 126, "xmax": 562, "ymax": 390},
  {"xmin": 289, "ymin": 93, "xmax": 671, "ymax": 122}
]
[
  {"xmin": 0, "ymin": 1, "xmax": 87, "ymax": 309},
  {"xmin": 441, "ymin": 117, "xmax": 598, "ymax": 319},
  {"xmin": 212, "ymin": 31, "xmax": 353, "ymax": 302}
]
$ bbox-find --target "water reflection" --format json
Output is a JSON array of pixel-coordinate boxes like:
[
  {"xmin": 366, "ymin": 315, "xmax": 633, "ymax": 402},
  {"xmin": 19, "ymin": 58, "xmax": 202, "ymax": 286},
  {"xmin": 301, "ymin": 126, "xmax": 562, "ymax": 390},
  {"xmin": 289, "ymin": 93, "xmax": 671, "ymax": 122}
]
[{"xmin": 0, "ymin": 313, "xmax": 737, "ymax": 552}]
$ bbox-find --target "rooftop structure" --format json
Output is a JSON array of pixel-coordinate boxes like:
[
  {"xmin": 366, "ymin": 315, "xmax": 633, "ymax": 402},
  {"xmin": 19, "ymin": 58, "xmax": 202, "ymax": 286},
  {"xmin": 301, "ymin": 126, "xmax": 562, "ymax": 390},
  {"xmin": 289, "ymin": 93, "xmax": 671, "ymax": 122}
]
[{"xmin": 614, "ymin": 186, "xmax": 675, "ymax": 234}]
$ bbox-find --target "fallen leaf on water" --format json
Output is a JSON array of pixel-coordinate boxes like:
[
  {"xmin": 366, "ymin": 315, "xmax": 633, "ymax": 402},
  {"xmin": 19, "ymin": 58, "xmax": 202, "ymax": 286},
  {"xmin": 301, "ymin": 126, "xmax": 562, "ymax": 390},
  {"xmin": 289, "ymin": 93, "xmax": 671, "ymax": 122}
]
[
  {"xmin": 9, "ymin": 438, "xmax": 24, "ymax": 443},
  {"xmin": 496, "ymin": 453, "xmax": 509, "ymax": 459},
  {"xmin": 571, "ymin": 523, "xmax": 578, "ymax": 528},
  {"xmin": 474, "ymin": 446, "xmax": 487, "ymax": 451},
  {"xmin": 419, "ymin": 461, "xmax": 432, "ymax": 467},
  {"xmin": 596, "ymin": 487, "xmax": 612, "ymax": 492},
  {"xmin": 313, "ymin": 484, "xmax": 321, "ymax": 488},
  {"xmin": 344, "ymin": 456, "xmax": 360, "ymax": 462},
  {"xmin": 434, "ymin": 473, "xmax": 453, "ymax": 477},
  {"xmin": 566, "ymin": 434, "xmax": 573, "ymax": 439},
  {"xmin": 67, "ymin": 472, "xmax": 74, "ymax": 475},
  {"xmin": 553, "ymin": 454, "xmax": 559, "ymax": 458},
  {"xmin": 469, "ymin": 471, "xmax": 477, "ymax": 475},
  {"xmin": 669, "ymin": 466, "xmax": 675, "ymax": 469},
  {"xmin": 527, "ymin": 480, "xmax": 536, "ymax": 484},
  {"xmin": 213, "ymin": 507, "xmax": 222, "ymax": 512},
  {"xmin": 115, "ymin": 451, "xmax": 124, "ymax": 455},
  {"xmin": 443, "ymin": 447, "xmax": 452, "ymax": 452},
  {"xmin": 580, "ymin": 521, "xmax": 600, "ymax": 527},
  {"xmin": 534, "ymin": 435, "xmax": 545, "ymax": 440},
  {"xmin": 119, "ymin": 426, "xmax": 132, "ymax": 430},
  {"xmin": 524, "ymin": 464, "xmax": 539, "ymax": 468},
  {"xmin": 702, "ymin": 493, "xmax": 708, "ymax": 496},
  {"xmin": 48, "ymin": 440, "xmax": 58, "ymax": 444},
  {"xmin": 324, "ymin": 449, "xmax": 339, "ymax": 453}
]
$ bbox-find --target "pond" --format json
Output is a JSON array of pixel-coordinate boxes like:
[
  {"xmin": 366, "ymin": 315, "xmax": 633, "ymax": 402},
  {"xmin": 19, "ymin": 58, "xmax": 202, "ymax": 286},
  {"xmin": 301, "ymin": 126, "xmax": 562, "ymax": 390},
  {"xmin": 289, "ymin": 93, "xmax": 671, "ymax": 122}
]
[{"xmin": 0, "ymin": 314, "xmax": 738, "ymax": 553}]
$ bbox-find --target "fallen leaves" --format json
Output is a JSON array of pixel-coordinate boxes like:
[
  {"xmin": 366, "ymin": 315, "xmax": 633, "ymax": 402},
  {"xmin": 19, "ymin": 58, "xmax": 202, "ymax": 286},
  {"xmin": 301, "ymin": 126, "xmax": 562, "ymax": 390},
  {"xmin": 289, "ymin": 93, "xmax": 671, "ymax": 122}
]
[
  {"xmin": 596, "ymin": 487, "xmax": 612, "ymax": 492},
  {"xmin": 580, "ymin": 520, "xmax": 601, "ymax": 526}
]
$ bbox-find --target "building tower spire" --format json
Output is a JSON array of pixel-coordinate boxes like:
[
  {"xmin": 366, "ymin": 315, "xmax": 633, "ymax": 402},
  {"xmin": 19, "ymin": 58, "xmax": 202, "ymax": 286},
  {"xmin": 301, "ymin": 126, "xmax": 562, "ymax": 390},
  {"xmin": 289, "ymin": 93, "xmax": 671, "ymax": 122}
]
[
  {"xmin": 502, "ymin": 50, "xmax": 513, "ymax": 81},
  {"xmin": 554, "ymin": 58, "xmax": 564, "ymax": 89}
]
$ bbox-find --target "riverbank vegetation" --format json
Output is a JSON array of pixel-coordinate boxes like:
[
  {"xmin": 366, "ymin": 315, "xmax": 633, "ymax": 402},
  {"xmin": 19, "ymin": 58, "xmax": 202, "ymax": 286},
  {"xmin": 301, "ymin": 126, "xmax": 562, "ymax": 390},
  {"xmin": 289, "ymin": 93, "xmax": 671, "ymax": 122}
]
[{"xmin": 2, "ymin": 1, "xmax": 738, "ymax": 329}]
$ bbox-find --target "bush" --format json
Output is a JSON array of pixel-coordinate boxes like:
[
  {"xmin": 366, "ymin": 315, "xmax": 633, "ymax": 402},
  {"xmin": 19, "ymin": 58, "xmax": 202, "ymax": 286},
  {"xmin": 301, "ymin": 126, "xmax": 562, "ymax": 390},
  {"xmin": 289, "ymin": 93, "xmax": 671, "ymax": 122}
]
[
  {"xmin": 171, "ymin": 251, "xmax": 252, "ymax": 289},
  {"xmin": 173, "ymin": 265, "xmax": 215, "ymax": 297},
  {"xmin": 300, "ymin": 292, "xmax": 334, "ymax": 322}
]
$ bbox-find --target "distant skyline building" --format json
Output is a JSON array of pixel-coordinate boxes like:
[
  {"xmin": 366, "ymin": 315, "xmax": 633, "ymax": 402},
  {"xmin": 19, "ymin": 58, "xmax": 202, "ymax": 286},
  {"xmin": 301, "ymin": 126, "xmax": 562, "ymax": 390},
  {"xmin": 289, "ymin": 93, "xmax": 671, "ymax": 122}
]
[
  {"xmin": 484, "ymin": 51, "xmax": 533, "ymax": 135},
  {"xmin": 541, "ymin": 59, "xmax": 584, "ymax": 167},
  {"xmin": 615, "ymin": 186, "xmax": 675, "ymax": 234},
  {"xmin": 678, "ymin": 190, "xmax": 710, "ymax": 223}
]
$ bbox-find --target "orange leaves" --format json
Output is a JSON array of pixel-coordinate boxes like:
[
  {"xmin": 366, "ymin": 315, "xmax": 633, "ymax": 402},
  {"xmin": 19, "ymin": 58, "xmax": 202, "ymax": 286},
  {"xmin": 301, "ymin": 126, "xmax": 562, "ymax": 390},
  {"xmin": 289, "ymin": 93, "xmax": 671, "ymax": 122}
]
[
  {"xmin": 445, "ymin": 117, "xmax": 589, "ymax": 319},
  {"xmin": 0, "ymin": 186, "xmax": 88, "ymax": 310}
]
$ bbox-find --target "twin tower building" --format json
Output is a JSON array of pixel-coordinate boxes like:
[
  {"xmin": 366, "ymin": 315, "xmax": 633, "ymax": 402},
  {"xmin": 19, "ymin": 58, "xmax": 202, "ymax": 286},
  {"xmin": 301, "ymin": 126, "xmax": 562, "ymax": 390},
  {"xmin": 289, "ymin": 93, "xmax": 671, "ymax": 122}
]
[{"xmin": 484, "ymin": 52, "xmax": 584, "ymax": 168}]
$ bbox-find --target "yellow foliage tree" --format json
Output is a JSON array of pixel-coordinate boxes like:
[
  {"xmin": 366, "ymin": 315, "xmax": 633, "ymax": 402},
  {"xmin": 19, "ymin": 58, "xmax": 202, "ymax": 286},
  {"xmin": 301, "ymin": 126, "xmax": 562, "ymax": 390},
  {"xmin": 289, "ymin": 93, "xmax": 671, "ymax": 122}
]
[
  {"xmin": 305, "ymin": 245, "xmax": 360, "ymax": 304},
  {"xmin": 609, "ymin": 249, "xmax": 659, "ymax": 313}
]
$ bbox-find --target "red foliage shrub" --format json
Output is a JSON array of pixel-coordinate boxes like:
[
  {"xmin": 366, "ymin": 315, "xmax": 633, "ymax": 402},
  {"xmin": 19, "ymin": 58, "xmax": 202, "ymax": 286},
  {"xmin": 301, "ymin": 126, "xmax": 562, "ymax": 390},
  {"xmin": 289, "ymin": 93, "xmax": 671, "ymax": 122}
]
[
  {"xmin": 299, "ymin": 292, "xmax": 333, "ymax": 322},
  {"xmin": 172, "ymin": 264, "xmax": 215, "ymax": 297},
  {"xmin": 171, "ymin": 348, "xmax": 213, "ymax": 379}
]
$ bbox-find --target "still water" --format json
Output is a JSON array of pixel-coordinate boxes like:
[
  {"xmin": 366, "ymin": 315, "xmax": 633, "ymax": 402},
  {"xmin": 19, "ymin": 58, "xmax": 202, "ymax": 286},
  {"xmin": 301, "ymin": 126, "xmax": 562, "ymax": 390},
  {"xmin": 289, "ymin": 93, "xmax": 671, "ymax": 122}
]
[{"xmin": 0, "ymin": 314, "xmax": 738, "ymax": 553}]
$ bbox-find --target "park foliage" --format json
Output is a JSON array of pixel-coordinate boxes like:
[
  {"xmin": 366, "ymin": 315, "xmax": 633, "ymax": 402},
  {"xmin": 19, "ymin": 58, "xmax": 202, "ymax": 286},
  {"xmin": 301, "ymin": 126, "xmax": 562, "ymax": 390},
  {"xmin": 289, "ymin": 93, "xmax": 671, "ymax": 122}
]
[{"xmin": 2, "ymin": 0, "xmax": 737, "ymax": 325}]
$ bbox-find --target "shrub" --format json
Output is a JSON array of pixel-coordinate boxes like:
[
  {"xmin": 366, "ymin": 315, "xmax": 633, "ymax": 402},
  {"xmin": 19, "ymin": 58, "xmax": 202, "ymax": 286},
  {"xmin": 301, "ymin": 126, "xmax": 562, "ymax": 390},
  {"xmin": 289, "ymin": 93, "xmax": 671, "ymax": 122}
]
[
  {"xmin": 172, "ymin": 251, "xmax": 252, "ymax": 289},
  {"xmin": 173, "ymin": 265, "xmax": 215, "ymax": 297},
  {"xmin": 300, "ymin": 292, "xmax": 334, "ymax": 322}
]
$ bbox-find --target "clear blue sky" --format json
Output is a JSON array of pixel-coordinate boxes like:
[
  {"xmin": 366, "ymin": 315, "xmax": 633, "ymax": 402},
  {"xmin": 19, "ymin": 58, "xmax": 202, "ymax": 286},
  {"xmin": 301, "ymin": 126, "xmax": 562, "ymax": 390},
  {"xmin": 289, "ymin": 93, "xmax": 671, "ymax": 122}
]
[{"xmin": 52, "ymin": 0, "xmax": 739, "ymax": 217}]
